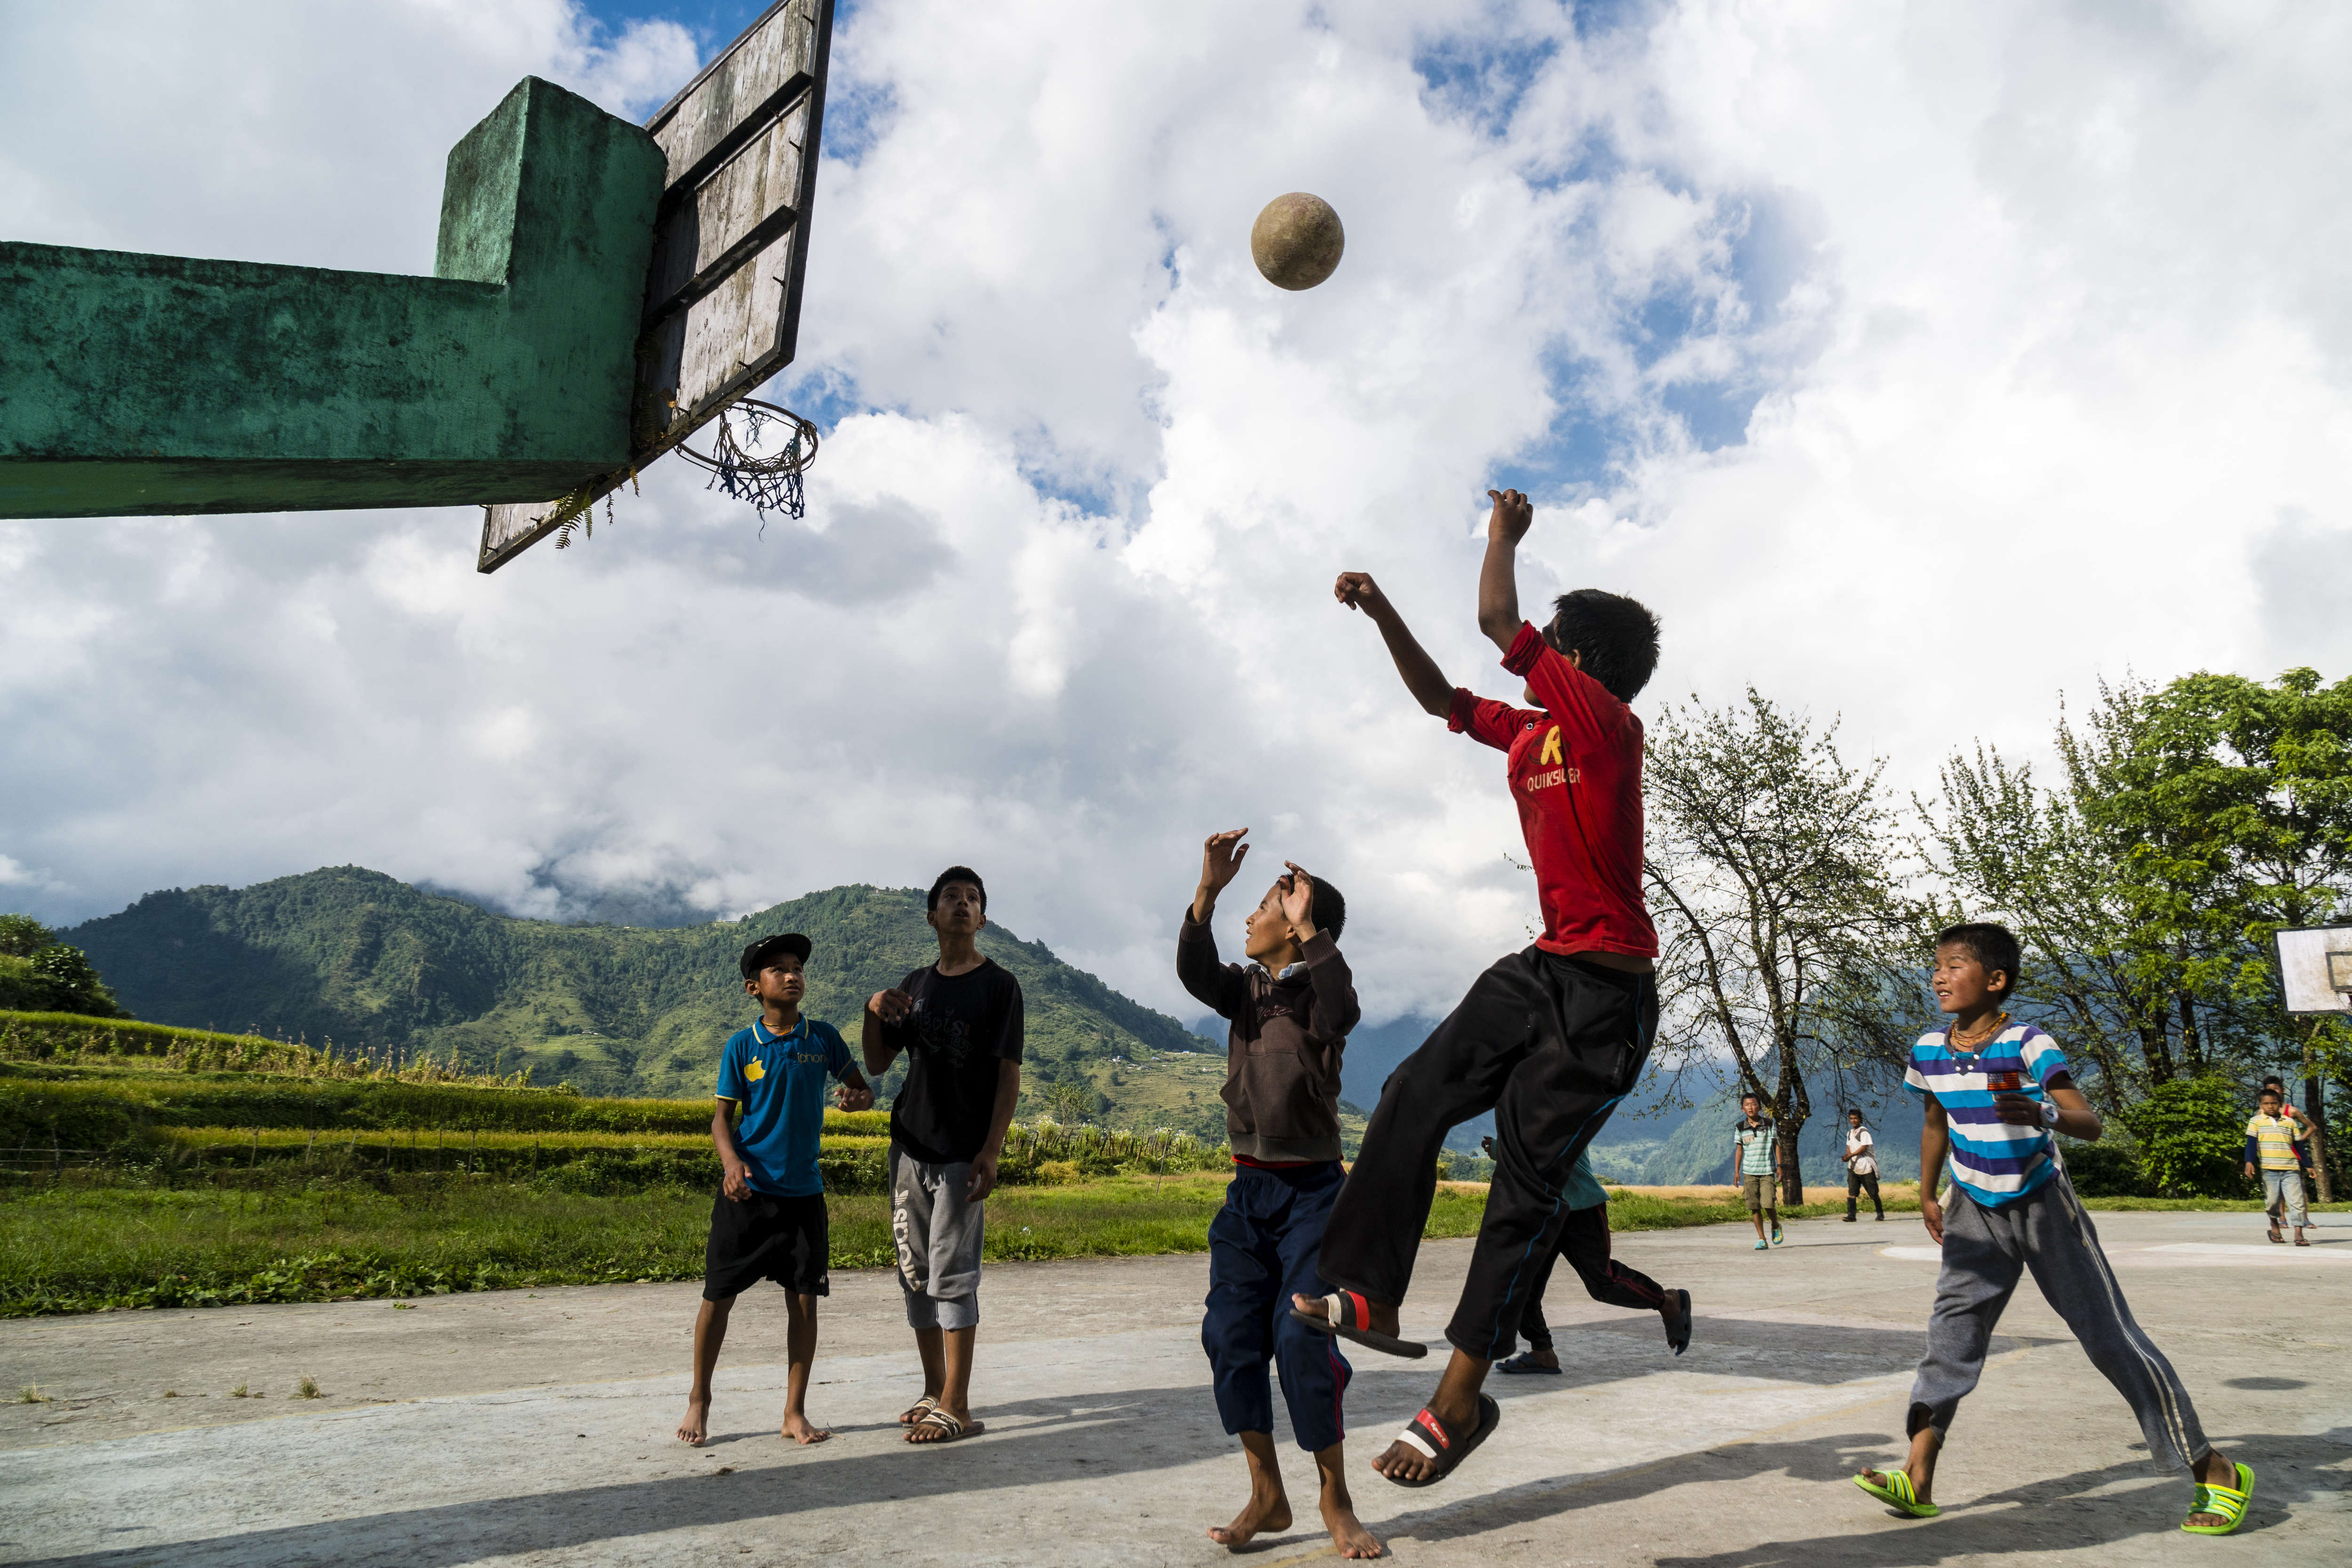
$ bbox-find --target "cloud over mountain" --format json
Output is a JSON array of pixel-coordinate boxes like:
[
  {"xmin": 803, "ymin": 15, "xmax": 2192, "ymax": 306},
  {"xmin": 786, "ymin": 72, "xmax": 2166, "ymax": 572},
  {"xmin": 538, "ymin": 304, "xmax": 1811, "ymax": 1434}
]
[{"xmin": 5, "ymin": 0, "xmax": 2349, "ymax": 1027}]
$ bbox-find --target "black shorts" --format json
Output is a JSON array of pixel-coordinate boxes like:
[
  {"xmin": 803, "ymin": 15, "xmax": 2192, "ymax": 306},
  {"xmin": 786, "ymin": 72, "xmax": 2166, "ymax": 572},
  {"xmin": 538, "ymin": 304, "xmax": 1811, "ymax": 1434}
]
[{"xmin": 704, "ymin": 1190, "xmax": 830, "ymax": 1301}]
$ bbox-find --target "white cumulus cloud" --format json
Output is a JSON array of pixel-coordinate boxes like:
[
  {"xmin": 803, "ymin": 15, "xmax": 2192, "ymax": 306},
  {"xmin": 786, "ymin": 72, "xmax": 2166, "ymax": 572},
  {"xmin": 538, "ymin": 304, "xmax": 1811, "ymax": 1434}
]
[{"xmin": 3, "ymin": 0, "xmax": 2348, "ymax": 1029}]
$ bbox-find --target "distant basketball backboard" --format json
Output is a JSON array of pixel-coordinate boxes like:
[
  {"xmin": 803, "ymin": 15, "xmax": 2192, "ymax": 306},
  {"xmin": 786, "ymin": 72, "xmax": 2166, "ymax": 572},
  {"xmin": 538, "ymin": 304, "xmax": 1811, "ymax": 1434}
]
[
  {"xmin": 477, "ymin": 0, "xmax": 834, "ymax": 572},
  {"xmin": 2276, "ymin": 925, "xmax": 2352, "ymax": 1015}
]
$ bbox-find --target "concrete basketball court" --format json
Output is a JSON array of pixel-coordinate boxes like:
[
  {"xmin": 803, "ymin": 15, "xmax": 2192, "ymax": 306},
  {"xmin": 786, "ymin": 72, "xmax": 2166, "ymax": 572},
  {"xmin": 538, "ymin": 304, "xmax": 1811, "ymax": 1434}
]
[{"xmin": 2, "ymin": 1209, "xmax": 2346, "ymax": 1566}]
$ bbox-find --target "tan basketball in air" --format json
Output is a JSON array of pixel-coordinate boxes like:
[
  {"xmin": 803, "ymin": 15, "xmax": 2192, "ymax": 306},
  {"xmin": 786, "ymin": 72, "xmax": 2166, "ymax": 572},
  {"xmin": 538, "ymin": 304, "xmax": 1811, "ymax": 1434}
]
[{"xmin": 1250, "ymin": 192, "xmax": 1345, "ymax": 291}]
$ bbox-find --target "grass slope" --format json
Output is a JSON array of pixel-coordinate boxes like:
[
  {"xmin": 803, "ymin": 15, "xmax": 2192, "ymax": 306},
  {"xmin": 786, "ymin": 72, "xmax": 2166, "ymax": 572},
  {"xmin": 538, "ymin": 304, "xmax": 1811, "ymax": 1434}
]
[
  {"xmin": 0, "ymin": 1172, "xmax": 1494, "ymax": 1316},
  {"xmin": 62, "ymin": 869, "xmax": 1215, "ymax": 1125}
]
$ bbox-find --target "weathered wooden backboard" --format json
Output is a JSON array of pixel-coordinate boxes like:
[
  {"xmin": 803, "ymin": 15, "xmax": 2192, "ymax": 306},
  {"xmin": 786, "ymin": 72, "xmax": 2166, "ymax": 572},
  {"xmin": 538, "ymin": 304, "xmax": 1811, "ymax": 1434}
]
[
  {"xmin": 477, "ymin": 0, "xmax": 833, "ymax": 573},
  {"xmin": 2277, "ymin": 926, "xmax": 2352, "ymax": 1015}
]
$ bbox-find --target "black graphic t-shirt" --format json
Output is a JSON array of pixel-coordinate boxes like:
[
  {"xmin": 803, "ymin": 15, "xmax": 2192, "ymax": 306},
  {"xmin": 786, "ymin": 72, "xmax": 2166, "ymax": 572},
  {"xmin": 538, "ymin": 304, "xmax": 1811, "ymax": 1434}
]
[{"xmin": 883, "ymin": 958, "xmax": 1025, "ymax": 1164}]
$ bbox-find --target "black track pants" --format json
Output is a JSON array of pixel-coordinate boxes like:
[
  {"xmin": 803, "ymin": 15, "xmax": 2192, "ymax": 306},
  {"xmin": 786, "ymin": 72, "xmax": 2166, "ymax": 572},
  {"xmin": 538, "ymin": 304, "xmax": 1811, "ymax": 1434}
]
[
  {"xmin": 1518, "ymin": 1202, "xmax": 1669, "ymax": 1353},
  {"xmin": 1317, "ymin": 945, "xmax": 1656, "ymax": 1361},
  {"xmin": 1847, "ymin": 1171, "xmax": 1883, "ymax": 1218}
]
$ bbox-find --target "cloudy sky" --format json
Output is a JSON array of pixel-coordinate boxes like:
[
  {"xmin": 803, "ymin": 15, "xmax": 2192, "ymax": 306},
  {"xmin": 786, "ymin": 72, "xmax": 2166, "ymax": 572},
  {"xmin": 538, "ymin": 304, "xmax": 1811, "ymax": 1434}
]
[{"xmin": 5, "ymin": 0, "xmax": 2349, "ymax": 1026}]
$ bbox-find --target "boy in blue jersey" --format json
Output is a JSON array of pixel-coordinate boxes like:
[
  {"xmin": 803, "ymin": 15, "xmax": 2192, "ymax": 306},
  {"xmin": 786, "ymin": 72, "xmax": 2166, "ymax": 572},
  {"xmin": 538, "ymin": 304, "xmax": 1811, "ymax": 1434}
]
[
  {"xmin": 676, "ymin": 932, "xmax": 874, "ymax": 1449},
  {"xmin": 1482, "ymin": 1136, "xmax": 1692, "ymax": 1372},
  {"xmin": 1854, "ymin": 923, "xmax": 2253, "ymax": 1536}
]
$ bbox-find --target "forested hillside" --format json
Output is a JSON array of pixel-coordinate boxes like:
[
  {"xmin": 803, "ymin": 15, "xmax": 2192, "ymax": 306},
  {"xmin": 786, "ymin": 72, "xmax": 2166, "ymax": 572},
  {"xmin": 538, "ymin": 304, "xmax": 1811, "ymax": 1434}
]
[{"xmin": 64, "ymin": 868, "xmax": 1221, "ymax": 1129}]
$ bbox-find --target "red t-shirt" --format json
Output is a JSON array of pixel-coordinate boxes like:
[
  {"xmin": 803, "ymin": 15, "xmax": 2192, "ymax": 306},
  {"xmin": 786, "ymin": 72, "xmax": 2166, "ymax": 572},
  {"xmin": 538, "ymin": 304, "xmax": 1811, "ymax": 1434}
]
[{"xmin": 1446, "ymin": 622, "xmax": 1657, "ymax": 958}]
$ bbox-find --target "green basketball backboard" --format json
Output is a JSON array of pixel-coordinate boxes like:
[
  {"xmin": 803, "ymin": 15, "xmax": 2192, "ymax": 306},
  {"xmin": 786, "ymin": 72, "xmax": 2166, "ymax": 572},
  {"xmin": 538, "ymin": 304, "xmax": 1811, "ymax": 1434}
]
[
  {"xmin": 0, "ymin": 0, "xmax": 834, "ymax": 579},
  {"xmin": 478, "ymin": 0, "xmax": 834, "ymax": 572}
]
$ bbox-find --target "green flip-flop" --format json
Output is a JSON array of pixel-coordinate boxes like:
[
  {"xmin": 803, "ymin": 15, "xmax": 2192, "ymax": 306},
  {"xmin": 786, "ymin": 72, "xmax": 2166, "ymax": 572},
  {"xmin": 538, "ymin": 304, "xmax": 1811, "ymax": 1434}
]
[
  {"xmin": 1854, "ymin": 1467, "xmax": 1939, "ymax": 1518},
  {"xmin": 2181, "ymin": 1461, "xmax": 2255, "ymax": 1536}
]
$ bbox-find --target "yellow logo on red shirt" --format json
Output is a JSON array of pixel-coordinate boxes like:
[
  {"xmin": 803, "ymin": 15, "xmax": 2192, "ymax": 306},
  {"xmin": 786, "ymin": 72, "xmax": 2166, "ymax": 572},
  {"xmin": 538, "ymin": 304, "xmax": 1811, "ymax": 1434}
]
[{"xmin": 1521, "ymin": 728, "xmax": 1579, "ymax": 794}]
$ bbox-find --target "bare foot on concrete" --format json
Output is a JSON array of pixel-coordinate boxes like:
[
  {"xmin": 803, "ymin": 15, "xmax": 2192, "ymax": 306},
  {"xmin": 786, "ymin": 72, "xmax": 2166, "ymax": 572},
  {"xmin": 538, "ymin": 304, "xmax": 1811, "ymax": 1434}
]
[
  {"xmin": 781, "ymin": 1410, "xmax": 832, "ymax": 1445},
  {"xmin": 676, "ymin": 1396, "xmax": 710, "ymax": 1446},
  {"xmin": 1206, "ymin": 1485, "xmax": 1291, "ymax": 1548},
  {"xmin": 1319, "ymin": 1493, "xmax": 1383, "ymax": 1558}
]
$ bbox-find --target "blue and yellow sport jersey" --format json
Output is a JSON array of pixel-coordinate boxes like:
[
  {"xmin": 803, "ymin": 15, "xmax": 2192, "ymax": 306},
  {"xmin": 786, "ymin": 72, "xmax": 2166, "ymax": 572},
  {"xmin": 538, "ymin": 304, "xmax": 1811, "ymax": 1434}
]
[
  {"xmin": 1904, "ymin": 1023, "xmax": 2069, "ymax": 1208},
  {"xmin": 1565, "ymin": 1149, "xmax": 1609, "ymax": 1210},
  {"xmin": 714, "ymin": 1015, "xmax": 853, "ymax": 1197},
  {"xmin": 2244, "ymin": 1111, "xmax": 2309, "ymax": 1172}
]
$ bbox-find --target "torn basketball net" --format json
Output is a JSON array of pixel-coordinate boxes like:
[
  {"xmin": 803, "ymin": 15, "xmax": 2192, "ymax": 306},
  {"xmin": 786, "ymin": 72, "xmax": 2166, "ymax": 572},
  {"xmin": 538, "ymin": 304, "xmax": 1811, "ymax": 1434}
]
[{"xmin": 552, "ymin": 400, "xmax": 820, "ymax": 550}]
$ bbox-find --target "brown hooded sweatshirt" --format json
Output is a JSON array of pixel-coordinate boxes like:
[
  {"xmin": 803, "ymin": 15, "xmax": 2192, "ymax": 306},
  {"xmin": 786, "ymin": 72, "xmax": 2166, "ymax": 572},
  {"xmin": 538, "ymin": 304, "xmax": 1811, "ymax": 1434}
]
[{"xmin": 1176, "ymin": 909, "xmax": 1360, "ymax": 1164}]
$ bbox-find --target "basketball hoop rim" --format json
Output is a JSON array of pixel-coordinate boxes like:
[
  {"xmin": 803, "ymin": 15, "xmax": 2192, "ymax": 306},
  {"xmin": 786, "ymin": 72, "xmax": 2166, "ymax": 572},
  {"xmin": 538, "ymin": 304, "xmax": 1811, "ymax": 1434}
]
[{"xmin": 669, "ymin": 398, "xmax": 820, "ymax": 478}]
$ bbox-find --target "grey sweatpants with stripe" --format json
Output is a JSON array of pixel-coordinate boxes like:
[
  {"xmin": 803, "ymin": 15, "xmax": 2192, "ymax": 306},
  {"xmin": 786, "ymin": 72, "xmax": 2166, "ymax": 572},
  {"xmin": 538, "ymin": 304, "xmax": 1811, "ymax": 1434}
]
[
  {"xmin": 891, "ymin": 1145, "xmax": 984, "ymax": 1331},
  {"xmin": 1912, "ymin": 1174, "xmax": 2209, "ymax": 1473}
]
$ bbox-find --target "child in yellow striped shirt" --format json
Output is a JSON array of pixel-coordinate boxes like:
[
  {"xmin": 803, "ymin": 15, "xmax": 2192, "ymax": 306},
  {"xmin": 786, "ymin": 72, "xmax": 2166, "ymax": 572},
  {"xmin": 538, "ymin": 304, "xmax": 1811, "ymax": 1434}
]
[{"xmin": 2244, "ymin": 1088, "xmax": 2315, "ymax": 1247}]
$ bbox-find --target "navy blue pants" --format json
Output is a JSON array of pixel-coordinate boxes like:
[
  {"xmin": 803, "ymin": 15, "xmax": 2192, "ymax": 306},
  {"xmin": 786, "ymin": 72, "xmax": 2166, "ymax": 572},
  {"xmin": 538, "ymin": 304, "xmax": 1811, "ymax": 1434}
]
[{"xmin": 1203, "ymin": 1161, "xmax": 1352, "ymax": 1452}]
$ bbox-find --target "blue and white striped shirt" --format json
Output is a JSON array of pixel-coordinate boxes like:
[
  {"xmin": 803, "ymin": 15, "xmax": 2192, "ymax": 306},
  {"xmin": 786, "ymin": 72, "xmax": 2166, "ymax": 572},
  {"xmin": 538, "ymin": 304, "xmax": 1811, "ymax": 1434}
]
[{"xmin": 1904, "ymin": 1023, "xmax": 2069, "ymax": 1208}]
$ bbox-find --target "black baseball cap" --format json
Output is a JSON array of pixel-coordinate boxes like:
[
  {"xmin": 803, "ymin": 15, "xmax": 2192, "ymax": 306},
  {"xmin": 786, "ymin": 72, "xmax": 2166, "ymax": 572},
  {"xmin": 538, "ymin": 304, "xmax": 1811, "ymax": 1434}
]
[{"xmin": 739, "ymin": 932, "xmax": 813, "ymax": 978}]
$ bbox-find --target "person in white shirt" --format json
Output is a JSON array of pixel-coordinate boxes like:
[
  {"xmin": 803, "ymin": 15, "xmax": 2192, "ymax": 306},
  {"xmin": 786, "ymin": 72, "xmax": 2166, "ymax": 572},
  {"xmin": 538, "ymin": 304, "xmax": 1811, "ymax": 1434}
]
[{"xmin": 1842, "ymin": 1108, "xmax": 1883, "ymax": 1221}]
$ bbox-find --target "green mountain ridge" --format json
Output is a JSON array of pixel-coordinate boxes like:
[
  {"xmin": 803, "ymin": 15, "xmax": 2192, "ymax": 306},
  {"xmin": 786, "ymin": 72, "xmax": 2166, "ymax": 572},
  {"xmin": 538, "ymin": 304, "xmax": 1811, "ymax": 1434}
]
[{"xmin": 64, "ymin": 867, "xmax": 1232, "ymax": 1136}]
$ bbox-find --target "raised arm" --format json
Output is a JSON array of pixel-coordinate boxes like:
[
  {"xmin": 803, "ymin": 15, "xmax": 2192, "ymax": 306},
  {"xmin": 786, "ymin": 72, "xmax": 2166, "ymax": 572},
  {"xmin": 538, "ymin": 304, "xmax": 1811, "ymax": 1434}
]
[
  {"xmin": 1180, "ymin": 830, "xmax": 1252, "ymax": 1020},
  {"xmin": 1476, "ymin": 488, "xmax": 1535, "ymax": 653},
  {"xmin": 1335, "ymin": 572, "xmax": 1454, "ymax": 719},
  {"xmin": 1280, "ymin": 863, "xmax": 1361, "ymax": 1048}
]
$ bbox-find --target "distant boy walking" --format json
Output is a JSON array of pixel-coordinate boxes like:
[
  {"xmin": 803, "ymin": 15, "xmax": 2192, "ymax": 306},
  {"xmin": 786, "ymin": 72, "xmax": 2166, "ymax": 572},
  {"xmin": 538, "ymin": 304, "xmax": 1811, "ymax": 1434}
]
[
  {"xmin": 1298, "ymin": 488, "xmax": 1661, "ymax": 1488},
  {"xmin": 863, "ymin": 867, "xmax": 1023, "ymax": 1444},
  {"xmin": 1855, "ymin": 922, "xmax": 2254, "ymax": 1536},
  {"xmin": 1182, "ymin": 830, "xmax": 1380, "ymax": 1559},
  {"xmin": 2246, "ymin": 1087, "xmax": 2315, "ymax": 1246},
  {"xmin": 1843, "ymin": 1108, "xmax": 1884, "ymax": 1221},
  {"xmin": 677, "ymin": 932, "xmax": 873, "ymax": 1448},
  {"xmin": 1731, "ymin": 1093, "xmax": 1781, "ymax": 1248}
]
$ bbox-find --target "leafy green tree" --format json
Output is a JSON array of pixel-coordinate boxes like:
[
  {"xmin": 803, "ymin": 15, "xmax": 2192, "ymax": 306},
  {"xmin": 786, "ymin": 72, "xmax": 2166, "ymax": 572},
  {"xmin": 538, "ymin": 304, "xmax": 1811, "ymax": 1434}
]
[
  {"xmin": 2112, "ymin": 669, "xmax": 2352, "ymax": 1197},
  {"xmin": 1931, "ymin": 670, "xmax": 2351, "ymax": 1199},
  {"xmin": 0, "ymin": 915, "xmax": 127, "ymax": 1019},
  {"xmin": 1645, "ymin": 691, "xmax": 1928, "ymax": 1206},
  {"xmin": 0, "ymin": 914, "xmax": 56, "ymax": 958},
  {"xmin": 1925, "ymin": 680, "xmax": 2241, "ymax": 1106},
  {"xmin": 2118, "ymin": 1077, "xmax": 2248, "ymax": 1198},
  {"xmin": 1040, "ymin": 1077, "xmax": 1094, "ymax": 1126}
]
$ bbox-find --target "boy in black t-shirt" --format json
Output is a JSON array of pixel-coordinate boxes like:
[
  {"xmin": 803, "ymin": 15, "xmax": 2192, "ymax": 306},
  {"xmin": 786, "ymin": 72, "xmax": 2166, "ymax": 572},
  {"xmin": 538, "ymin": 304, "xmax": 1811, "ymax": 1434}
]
[{"xmin": 862, "ymin": 866, "xmax": 1024, "ymax": 1445}]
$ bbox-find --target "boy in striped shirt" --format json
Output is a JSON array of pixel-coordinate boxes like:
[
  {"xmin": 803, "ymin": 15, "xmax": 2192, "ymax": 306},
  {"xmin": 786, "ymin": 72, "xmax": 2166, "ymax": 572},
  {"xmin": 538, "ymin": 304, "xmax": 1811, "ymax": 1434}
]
[
  {"xmin": 2245, "ymin": 1088, "xmax": 2315, "ymax": 1246},
  {"xmin": 1854, "ymin": 922, "xmax": 2254, "ymax": 1536}
]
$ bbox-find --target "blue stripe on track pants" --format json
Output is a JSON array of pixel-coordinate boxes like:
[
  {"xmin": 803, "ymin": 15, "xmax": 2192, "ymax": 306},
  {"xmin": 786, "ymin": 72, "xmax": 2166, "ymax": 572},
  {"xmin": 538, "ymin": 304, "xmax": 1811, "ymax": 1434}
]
[{"xmin": 1202, "ymin": 1159, "xmax": 1351, "ymax": 1452}]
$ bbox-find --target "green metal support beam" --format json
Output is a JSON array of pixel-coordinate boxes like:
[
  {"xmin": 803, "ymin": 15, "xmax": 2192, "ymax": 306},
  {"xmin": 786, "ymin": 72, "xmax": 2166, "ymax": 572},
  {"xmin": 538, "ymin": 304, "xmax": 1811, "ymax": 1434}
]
[{"xmin": 0, "ymin": 77, "xmax": 665, "ymax": 519}]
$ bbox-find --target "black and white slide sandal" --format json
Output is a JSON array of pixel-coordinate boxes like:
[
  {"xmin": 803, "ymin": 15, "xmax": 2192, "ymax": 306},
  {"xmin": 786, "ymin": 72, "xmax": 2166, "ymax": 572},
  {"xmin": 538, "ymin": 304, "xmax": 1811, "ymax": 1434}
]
[
  {"xmin": 1290, "ymin": 1289, "xmax": 1428, "ymax": 1358},
  {"xmin": 1385, "ymin": 1394, "xmax": 1502, "ymax": 1488}
]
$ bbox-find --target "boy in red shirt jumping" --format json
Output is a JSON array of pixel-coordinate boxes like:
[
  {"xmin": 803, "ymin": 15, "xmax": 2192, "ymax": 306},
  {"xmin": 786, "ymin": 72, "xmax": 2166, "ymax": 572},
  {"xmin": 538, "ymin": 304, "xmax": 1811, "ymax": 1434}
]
[{"xmin": 1296, "ymin": 487, "xmax": 1661, "ymax": 1488}]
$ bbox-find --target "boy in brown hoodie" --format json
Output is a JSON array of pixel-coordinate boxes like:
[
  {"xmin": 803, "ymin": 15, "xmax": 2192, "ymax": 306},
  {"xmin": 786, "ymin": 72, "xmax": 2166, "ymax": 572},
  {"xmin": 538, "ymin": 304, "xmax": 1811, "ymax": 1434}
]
[{"xmin": 1180, "ymin": 829, "xmax": 1380, "ymax": 1560}]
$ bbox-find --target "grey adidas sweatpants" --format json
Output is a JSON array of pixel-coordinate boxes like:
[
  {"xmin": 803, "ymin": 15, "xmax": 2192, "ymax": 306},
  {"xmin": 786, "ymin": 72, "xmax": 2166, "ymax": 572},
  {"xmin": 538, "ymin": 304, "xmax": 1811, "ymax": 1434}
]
[
  {"xmin": 1910, "ymin": 1174, "xmax": 2209, "ymax": 1473},
  {"xmin": 890, "ymin": 1145, "xmax": 985, "ymax": 1331}
]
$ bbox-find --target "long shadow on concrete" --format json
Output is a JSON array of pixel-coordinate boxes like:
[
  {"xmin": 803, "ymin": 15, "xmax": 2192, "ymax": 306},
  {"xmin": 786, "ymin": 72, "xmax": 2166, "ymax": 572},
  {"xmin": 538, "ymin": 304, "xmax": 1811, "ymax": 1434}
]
[
  {"xmin": 1373, "ymin": 1428, "xmax": 2348, "ymax": 1561},
  {"xmin": 0, "ymin": 1321, "xmax": 2025, "ymax": 1568}
]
